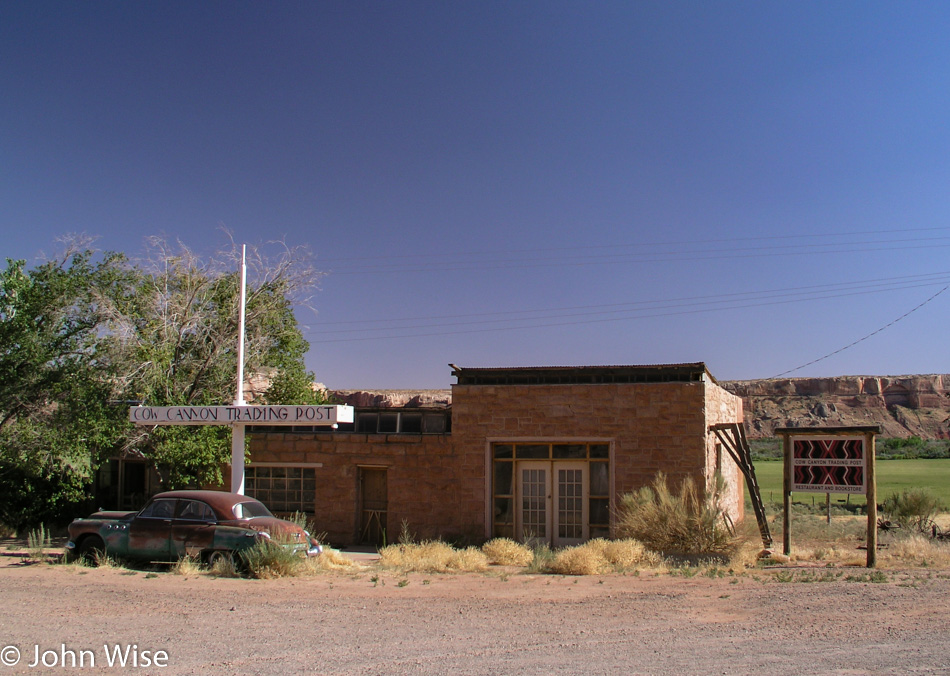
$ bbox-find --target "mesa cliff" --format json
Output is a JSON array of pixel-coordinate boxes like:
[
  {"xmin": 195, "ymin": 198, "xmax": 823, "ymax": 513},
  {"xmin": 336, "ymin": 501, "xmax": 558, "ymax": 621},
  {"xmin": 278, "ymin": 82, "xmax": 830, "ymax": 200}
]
[{"xmin": 720, "ymin": 375, "xmax": 950, "ymax": 439}]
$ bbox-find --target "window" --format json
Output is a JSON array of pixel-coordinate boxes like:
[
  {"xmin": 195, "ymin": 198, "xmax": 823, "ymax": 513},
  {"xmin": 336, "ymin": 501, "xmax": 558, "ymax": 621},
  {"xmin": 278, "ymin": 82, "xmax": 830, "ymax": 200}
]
[
  {"xmin": 139, "ymin": 499, "xmax": 175, "ymax": 519},
  {"xmin": 355, "ymin": 410, "xmax": 450, "ymax": 434},
  {"xmin": 176, "ymin": 500, "xmax": 215, "ymax": 522},
  {"xmin": 245, "ymin": 466, "xmax": 316, "ymax": 513}
]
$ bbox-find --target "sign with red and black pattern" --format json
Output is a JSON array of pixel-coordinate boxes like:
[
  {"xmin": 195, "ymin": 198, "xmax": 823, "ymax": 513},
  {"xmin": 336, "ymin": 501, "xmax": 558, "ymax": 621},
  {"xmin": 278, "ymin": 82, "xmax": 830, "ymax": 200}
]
[{"xmin": 791, "ymin": 437, "xmax": 867, "ymax": 494}]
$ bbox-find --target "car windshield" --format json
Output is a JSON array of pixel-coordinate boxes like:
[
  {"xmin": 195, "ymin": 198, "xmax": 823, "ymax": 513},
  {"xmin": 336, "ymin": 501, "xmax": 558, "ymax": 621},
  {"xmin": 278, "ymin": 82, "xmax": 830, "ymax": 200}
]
[{"xmin": 232, "ymin": 501, "xmax": 273, "ymax": 519}]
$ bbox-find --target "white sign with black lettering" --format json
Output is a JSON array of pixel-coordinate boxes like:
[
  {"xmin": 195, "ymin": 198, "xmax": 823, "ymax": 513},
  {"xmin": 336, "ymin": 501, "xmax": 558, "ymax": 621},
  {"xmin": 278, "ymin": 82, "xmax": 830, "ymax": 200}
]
[{"xmin": 129, "ymin": 405, "xmax": 354, "ymax": 426}]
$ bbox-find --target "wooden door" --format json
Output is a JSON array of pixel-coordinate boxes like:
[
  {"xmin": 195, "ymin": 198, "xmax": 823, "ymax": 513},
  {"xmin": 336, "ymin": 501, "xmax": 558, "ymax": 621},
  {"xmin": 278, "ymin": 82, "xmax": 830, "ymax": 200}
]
[{"xmin": 359, "ymin": 468, "xmax": 388, "ymax": 546}]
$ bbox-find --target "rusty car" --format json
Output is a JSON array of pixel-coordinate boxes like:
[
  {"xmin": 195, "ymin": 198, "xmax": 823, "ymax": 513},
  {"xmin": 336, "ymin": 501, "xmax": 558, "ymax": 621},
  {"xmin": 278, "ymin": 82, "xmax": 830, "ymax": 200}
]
[{"xmin": 65, "ymin": 490, "xmax": 322, "ymax": 565}]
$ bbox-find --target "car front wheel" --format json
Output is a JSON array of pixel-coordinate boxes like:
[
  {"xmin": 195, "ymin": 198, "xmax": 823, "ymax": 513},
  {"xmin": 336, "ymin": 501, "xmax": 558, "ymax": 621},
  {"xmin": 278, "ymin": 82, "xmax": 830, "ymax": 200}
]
[{"xmin": 76, "ymin": 536, "xmax": 106, "ymax": 565}]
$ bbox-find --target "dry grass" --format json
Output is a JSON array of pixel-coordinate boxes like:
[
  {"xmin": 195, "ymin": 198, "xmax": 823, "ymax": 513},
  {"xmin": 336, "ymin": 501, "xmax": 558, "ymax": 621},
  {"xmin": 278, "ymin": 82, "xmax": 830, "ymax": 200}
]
[
  {"xmin": 883, "ymin": 535, "xmax": 950, "ymax": 568},
  {"xmin": 241, "ymin": 541, "xmax": 305, "ymax": 579},
  {"xmin": 482, "ymin": 538, "xmax": 534, "ymax": 566},
  {"xmin": 379, "ymin": 541, "xmax": 489, "ymax": 573},
  {"xmin": 549, "ymin": 538, "xmax": 663, "ymax": 575},
  {"xmin": 172, "ymin": 556, "xmax": 202, "ymax": 576},
  {"xmin": 208, "ymin": 556, "xmax": 240, "ymax": 578},
  {"xmin": 550, "ymin": 544, "xmax": 610, "ymax": 575},
  {"xmin": 303, "ymin": 549, "xmax": 363, "ymax": 573}
]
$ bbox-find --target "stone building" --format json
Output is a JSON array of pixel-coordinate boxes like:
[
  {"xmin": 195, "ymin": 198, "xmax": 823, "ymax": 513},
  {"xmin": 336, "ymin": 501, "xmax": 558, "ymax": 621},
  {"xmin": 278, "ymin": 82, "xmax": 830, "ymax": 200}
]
[{"xmin": 242, "ymin": 363, "xmax": 745, "ymax": 548}]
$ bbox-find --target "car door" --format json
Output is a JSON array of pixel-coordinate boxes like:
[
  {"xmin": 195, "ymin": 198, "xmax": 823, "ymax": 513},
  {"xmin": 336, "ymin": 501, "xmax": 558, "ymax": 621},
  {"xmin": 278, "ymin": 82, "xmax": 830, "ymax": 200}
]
[
  {"xmin": 128, "ymin": 498, "xmax": 176, "ymax": 561},
  {"xmin": 171, "ymin": 499, "xmax": 217, "ymax": 558}
]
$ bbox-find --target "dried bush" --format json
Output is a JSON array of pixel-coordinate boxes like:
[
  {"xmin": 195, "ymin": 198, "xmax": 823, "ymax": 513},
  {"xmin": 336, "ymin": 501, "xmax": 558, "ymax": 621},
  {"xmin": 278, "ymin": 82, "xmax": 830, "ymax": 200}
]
[
  {"xmin": 379, "ymin": 541, "xmax": 488, "ymax": 573},
  {"xmin": 616, "ymin": 473, "xmax": 740, "ymax": 557},
  {"xmin": 548, "ymin": 538, "xmax": 662, "ymax": 575},
  {"xmin": 550, "ymin": 545, "xmax": 610, "ymax": 575},
  {"xmin": 881, "ymin": 489, "xmax": 944, "ymax": 532},
  {"xmin": 172, "ymin": 556, "xmax": 202, "ymax": 576},
  {"xmin": 482, "ymin": 538, "xmax": 534, "ymax": 566},
  {"xmin": 241, "ymin": 541, "xmax": 303, "ymax": 579},
  {"xmin": 304, "ymin": 548, "xmax": 362, "ymax": 572}
]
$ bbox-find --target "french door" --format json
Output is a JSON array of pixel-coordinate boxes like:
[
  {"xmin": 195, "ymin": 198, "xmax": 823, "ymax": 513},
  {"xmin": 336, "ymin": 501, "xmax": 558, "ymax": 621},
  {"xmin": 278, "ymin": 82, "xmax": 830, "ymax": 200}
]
[{"xmin": 516, "ymin": 461, "xmax": 588, "ymax": 547}]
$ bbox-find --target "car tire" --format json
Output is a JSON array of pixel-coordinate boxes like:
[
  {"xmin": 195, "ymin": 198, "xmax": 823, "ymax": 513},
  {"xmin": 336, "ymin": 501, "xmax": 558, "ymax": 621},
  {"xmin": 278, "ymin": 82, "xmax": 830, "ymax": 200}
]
[
  {"xmin": 77, "ymin": 536, "xmax": 106, "ymax": 565},
  {"xmin": 206, "ymin": 550, "xmax": 235, "ymax": 570}
]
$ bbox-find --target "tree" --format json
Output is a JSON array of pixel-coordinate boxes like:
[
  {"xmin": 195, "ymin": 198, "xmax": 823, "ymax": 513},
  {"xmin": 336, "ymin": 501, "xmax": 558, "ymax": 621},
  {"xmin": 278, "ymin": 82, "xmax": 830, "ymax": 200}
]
[
  {"xmin": 101, "ymin": 237, "xmax": 326, "ymax": 489},
  {"xmin": 0, "ymin": 236, "xmax": 325, "ymax": 528},
  {"xmin": 0, "ymin": 246, "xmax": 129, "ymax": 528}
]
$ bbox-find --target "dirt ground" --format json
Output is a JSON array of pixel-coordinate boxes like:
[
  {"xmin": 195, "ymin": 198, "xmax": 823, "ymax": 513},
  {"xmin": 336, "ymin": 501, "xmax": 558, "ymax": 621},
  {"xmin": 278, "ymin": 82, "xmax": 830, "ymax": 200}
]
[{"xmin": 1, "ymin": 547, "xmax": 949, "ymax": 676}]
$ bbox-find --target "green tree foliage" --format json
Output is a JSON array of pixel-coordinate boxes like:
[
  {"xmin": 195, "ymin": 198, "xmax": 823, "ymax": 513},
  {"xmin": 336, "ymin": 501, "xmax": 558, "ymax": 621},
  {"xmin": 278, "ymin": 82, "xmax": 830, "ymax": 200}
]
[
  {"xmin": 0, "ymin": 238, "xmax": 324, "ymax": 527},
  {"xmin": 0, "ymin": 247, "xmax": 129, "ymax": 528}
]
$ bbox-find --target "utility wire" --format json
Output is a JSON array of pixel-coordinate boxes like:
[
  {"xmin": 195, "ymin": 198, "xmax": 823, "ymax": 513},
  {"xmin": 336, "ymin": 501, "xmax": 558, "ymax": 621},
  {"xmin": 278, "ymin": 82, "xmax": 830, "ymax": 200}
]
[
  {"xmin": 304, "ymin": 278, "xmax": 950, "ymax": 343},
  {"xmin": 312, "ymin": 271, "xmax": 950, "ymax": 328},
  {"xmin": 772, "ymin": 285, "xmax": 950, "ymax": 378},
  {"xmin": 316, "ymin": 225, "xmax": 950, "ymax": 266}
]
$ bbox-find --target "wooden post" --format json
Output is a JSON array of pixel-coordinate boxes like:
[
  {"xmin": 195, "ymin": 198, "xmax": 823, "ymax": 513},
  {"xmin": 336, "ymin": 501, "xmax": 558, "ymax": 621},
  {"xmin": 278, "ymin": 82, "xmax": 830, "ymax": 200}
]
[
  {"xmin": 783, "ymin": 433, "xmax": 792, "ymax": 556},
  {"xmin": 825, "ymin": 493, "xmax": 831, "ymax": 524},
  {"xmin": 866, "ymin": 430, "xmax": 877, "ymax": 568}
]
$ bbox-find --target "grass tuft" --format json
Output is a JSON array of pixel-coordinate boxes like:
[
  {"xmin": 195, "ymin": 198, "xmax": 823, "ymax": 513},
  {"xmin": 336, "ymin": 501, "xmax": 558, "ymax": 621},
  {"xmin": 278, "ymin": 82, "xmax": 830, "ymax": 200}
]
[
  {"xmin": 379, "ymin": 540, "xmax": 488, "ymax": 573},
  {"xmin": 25, "ymin": 524, "xmax": 52, "ymax": 563},
  {"xmin": 172, "ymin": 556, "xmax": 202, "ymax": 576},
  {"xmin": 482, "ymin": 538, "xmax": 534, "ymax": 566}
]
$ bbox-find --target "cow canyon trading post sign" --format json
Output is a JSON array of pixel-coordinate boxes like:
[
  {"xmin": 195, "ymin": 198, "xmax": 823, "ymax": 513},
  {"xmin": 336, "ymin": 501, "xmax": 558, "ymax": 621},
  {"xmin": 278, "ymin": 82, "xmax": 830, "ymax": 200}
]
[
  {"xmin": 776, "ymin": 426, "xmax": 881, "ymax": 568},
  {"xmin": 129, "ymin": 404, "xmax": 354, "ymax": 494}
]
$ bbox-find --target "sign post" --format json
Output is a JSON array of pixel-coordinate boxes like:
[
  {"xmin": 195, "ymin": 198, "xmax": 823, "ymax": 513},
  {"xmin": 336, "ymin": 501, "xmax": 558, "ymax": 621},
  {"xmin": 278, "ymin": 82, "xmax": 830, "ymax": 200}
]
[
  {"xmin": 776, "ymin": 426, "xmax": 881, "ymax": 568},
  {"xmin": 129, "ymin": 244, "xmax": 353, "ymax": 494}
]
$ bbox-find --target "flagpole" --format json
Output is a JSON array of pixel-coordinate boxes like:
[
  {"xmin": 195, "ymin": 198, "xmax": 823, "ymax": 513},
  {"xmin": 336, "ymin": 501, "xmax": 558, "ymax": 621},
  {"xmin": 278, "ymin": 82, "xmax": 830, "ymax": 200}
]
[{"xmin": 231, "ymin": 244, "xmax": 248, "ymax": 494}]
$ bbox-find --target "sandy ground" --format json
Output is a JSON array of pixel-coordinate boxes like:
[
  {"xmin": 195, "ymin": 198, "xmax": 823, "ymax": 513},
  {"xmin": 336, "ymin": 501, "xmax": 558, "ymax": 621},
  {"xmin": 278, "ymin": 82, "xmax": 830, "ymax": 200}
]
[{"xmin": 1, "ymin": 547, "xmax": 949, "ymax": 676}]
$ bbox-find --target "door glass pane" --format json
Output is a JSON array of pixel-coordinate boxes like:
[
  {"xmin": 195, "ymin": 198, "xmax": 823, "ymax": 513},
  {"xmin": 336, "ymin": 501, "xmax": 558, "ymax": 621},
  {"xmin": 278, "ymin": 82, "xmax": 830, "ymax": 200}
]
[
  {"xmin": 494, "ymin": 498, "xmax": 513, "ymax": 524},
  {"xmin": 590, "ymin": 498, "xmax": 609, "ymax": 525},
  {"xmin": 557, "ymin": 469, "xmax": 584, "ymax": 539},
  {"xmin": 521, "ymin": 468, "xmax": 547, "ymax": 538},
  {"xmin": 590, "ymin": 444, "xmax": 609, "ymax": 458},
  {"xmin": 590, "ymin": 462, "xmax": 609, "ymax": 496},
  {"xmin": 493, "ymin": 461, "xmax": 513, "ymax": 496}
]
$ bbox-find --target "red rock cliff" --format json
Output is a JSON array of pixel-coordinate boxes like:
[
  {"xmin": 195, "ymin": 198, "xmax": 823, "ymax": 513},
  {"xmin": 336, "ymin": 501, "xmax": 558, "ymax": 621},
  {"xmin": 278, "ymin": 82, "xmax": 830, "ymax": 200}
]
[{"xmin": 721, "ymin": 375, "xmax": 950, "ymax": 439}]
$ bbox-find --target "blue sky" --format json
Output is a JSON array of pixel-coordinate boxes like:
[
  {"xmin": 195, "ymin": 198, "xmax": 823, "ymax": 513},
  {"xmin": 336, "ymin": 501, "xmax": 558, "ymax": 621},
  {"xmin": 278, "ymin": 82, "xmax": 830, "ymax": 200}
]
[{"xmin": 3, "ymin": 2, "xmax": 950, "ymax": 389}]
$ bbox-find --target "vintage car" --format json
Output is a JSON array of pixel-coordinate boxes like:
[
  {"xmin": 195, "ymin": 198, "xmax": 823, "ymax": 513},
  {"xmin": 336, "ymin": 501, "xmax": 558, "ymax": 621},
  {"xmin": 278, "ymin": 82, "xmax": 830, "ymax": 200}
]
[{"xmin": 65, "ymin": 490, "xmax": 322, "ymax": 565}]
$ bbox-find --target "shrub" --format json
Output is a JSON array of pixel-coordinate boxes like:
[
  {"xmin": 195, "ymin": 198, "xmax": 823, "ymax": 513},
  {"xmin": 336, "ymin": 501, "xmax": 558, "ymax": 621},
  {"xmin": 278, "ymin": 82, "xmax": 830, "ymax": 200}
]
[
  {"xmin": 379, "ymin": 540, "xmax": 488, "ymax": 573},
  {"xmin": 548, "ymin": 539, "xmax": 662, "ymax": 575},
  {"xmin": 482, "ymin": 538, "xmax": 534, "ymax": 566},
  {"xmin": 616, "ymin": 473, "xmax": 740, "ymax": 557},
  {"xmin": 881, "ymin": 488, "xmax": 944, "ymax": 532},
  {"xmin": 550, "ymin": 544, "xmax": 609, "ymax": 575},
  {"xmin": 241, "ymin": 541, "xmax": 303, "ymax": 579},
  {"xmin": 172, "ymin": 556, "xmax": 202, "ymax": 576}
]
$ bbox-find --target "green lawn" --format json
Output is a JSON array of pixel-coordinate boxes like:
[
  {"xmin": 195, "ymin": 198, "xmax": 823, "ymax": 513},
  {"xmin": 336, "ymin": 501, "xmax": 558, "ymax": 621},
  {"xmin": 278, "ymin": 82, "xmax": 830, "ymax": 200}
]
[{"xmin": 749, "ymin": 459, "xmax": 950, "ymax": 508}]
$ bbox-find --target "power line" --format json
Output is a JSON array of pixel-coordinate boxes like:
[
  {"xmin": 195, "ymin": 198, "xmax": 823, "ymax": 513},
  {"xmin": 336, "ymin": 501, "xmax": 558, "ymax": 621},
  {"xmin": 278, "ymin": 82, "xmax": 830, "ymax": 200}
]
[
  {"xmin": 303, "ymin": 275, "xmax": 950, "ymax": 343},
  {"xmin": 312, "ymin": 271, "xmax": 950, "ymax": 328},
  {"xmin": 772, "ymin": 285, "xmax": 950, "ymax": 378},
  {"xmin": 316, "ymin": 225, "xmax": 950, "ymax": 266}
]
